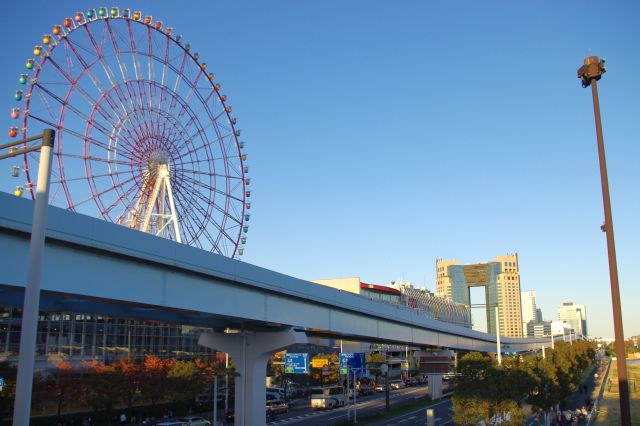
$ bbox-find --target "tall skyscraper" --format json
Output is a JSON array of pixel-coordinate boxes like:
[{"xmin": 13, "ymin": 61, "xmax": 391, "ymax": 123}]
[
  {"xmin": 557, "ymin": 302, "xmax": 588, "ymax": 337},
  {"xmin": 521, "ymin": 290, "xmax": 537, "ymax": 337},
  {"xmin": 436, "ymin": 254, "xmax": 523, "ymax": 337}
]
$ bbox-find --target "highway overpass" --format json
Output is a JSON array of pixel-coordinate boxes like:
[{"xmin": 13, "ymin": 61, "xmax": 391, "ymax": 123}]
[{"xmin": 0, "ymin": 192, "xmax": 554, "ymax": 425}]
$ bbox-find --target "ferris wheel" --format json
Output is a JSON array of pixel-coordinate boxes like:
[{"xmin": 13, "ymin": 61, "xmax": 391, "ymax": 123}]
[{"xmin": 8, "ymin": 7, "xmax": 250, "ymax": 258}]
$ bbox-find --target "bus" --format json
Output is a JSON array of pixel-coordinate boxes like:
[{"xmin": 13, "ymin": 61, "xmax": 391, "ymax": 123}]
[{"xmin": 310, "ymin": 386, "xmax": 346, "ymax": 409}]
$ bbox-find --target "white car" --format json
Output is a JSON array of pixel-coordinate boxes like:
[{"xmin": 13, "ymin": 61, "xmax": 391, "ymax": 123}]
[
  {"xmin": 389, "ymin": 380, "xmax": 406, "ymax": 390},
  {"xmin": 179, "ymin": 417, "xmax": 211, "ymax": 426}
]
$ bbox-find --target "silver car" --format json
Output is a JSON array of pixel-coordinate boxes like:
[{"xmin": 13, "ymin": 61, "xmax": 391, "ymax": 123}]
[{"xmin": 179, "ymin": 417, "xmax": 211, "ymax": 426}]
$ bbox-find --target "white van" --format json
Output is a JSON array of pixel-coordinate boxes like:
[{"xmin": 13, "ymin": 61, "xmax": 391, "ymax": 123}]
[
  {"xmin": 310, "ymin": 386, "xmax": 346, "ymax": 409},
  {"xmin": 266, "ymin": 387, "xmax": 286, "ymax": 400}
]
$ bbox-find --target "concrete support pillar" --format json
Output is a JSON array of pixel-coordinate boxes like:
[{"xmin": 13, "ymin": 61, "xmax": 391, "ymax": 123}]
[
  {"xmin": 427, "ymin": 374, "xmax": 443, "ymax": 399},
  {"xmin": 199, "ymin": 329, "xmax": 307, "ymax": 426}
]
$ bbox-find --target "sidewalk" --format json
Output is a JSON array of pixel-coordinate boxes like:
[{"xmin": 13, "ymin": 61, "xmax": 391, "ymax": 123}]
[{"xmin": 564, "ymin": 363, "xmax": 599, "ymax": 412}]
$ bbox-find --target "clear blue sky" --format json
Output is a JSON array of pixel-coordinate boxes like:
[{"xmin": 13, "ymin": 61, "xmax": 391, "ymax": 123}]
[{"xmin": 3, "ymin": 1, "xmax": 639, "ymax": 339}]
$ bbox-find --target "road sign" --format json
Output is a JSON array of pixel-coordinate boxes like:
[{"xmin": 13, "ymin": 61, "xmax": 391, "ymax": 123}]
[
  {"xmin": 285, "ymin": 353, "xmax": 309, "ymax": 374},
  {"xmin": 380, "ymin": 363, "xmax": 388, "ymax": 374},
  {"xmin": 339, "ymin": 352, "xmax": 366, "ymax": 374},
  {"xmin": 0, "ymin": 376, "xmax": 4, "ymax": 391},
  {"xmin": 311, "ymin": 357, "xmax": 329, "ymax": 368}
]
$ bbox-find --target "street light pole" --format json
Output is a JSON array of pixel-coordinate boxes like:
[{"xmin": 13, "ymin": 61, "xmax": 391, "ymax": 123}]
[
  {"xmin": 577, "ymin": 55, "xmax": 630, "ymax": 426},
  {"xmin": 10, "ymin": 129, "xmax": 55, "ymax": 426},
  {"xmin": 495, "ymin": 307, "xmax": 502, "ymax": 366}
]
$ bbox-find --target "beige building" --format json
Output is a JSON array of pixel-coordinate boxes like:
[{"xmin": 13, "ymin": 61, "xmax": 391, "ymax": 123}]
[
  {"xmin": 312, "ymin": 277, "xmax": 471, "ymax": 327},
  {"xmin": 435, "ymin": 254, "xmax": 523, "ymax": 338}
]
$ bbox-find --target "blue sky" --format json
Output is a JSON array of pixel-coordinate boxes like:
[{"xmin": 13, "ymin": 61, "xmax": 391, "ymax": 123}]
[{"xmin": 3, "ymin": 1, "xmax": 639, "ymax": 339}]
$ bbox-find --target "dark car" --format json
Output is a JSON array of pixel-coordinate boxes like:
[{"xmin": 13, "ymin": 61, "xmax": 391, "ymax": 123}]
[
  {"xmin": 357, "ymin": 385, "xmax": 374, "ymax": 396},
  {"xmin": 224, "ymin": 409, "xmax": 277, "ymax": 423}
]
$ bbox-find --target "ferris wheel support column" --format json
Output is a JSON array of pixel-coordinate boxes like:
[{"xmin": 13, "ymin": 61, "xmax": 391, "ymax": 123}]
[
  {"xmin": 140, "ymin": 169, "xmax": 164, "ymax": 234},
  {"xmin": 139, "ymin": 164, "xmax": 182, "ymax": 243},
  {"xmin": 130, "ymin": 177, "xmax": 151, "ymax": 230},
  {"xmin": 164, "ymin": 167, "xmax": 182, "ymax": 243}
]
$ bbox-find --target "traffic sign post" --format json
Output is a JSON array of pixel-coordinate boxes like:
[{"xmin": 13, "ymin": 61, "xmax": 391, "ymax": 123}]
[
  {"xmin": 339, "ymin": 352, "xmax": 366, "ymax": 374},
  {"xmin": 380, "ymin": 363, "xmax": 390, "ymax": 412},
  {"xmin": 285, "ymin": 353, "xmax": 309, "ymax": 374}
]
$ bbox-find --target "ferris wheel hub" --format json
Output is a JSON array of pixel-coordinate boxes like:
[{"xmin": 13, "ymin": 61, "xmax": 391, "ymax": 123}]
[{"xmin": 147, "ymin": 149, "xmax": 170, "ymax": 167}]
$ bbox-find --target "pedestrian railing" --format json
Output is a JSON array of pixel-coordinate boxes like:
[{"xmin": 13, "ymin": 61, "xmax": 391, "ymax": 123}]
[{"xmin": 586, "ymin": 357, "xmax": 612, "ymax": 426}]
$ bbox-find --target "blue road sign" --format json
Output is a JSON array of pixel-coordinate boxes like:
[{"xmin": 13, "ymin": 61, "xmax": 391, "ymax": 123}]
[
  {"xmin": 339, "ymin": 352, "xmax": 366, "ymax": 374},
  {"xmin": 285, "ymin": 353, "xmax": 308, "ymax": 374}
]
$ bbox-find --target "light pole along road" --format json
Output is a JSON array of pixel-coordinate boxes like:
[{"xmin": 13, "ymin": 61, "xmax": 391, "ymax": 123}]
[
  {"xmin": 577, "ymin": 55, "xmax": 630, "ymax": 426},
  {"xmin": 1, "ymin": 128, "xmax": 55, "ymax": 426}
]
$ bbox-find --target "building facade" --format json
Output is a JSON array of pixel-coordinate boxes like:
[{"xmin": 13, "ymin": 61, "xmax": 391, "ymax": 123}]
[
  {"xmin": 527, "ymin": 321, "xmax": 551, "ymax": 338},
  {"xmin": 557, "ymin": 302, "xmax": 588, "ymax": 337},
  {"xmin": 0, "ymin": 305, "xmax": 216, "ymax": 370},
  {"xmin": 312, "ymin": 277, "xmax": 471, "ymax": 327},
  {"xmin": 436, "ymin": 254, "xmax": 523, "ymax": 337},
  {"xmin": 521, "ymin": 290, "xmax": 538, "ymax": 337}
]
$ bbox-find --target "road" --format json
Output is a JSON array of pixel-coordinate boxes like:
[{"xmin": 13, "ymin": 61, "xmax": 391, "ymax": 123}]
[
  {"xmin": 265, "ymin": 385, "xmax": 452, "ymax": 426},
  {"xmin": 365, "ymin": 398, "xmax": 452, "ymax": 426}
]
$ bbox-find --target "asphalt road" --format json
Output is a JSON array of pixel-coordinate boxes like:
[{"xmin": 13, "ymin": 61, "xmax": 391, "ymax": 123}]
[
  {"xmin": 365, "ymin": 398, "xmax": 452, "ymax": 426},
  {"xmin": 265, "ymin": 385, "xmax": 451, "ymax": 426}
]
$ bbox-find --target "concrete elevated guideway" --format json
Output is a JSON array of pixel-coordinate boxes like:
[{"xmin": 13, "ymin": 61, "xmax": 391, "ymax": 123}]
[{"xmin": 0, "ymin": 192, "xmax": 553, "ymax": 425}]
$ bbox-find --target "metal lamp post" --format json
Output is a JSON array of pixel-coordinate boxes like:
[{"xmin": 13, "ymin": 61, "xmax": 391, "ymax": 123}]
[
  {"xmin": 1, "ymin": 129, "xmax": 55, "ymax": 426},
  {"xmin": 577, "ymin": 55, "xmax": 630, "ymax": 426}
]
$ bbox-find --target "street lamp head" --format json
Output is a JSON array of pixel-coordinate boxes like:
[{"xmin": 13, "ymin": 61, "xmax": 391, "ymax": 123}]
[{"xmin": 577, "ymin": 55, "xmax": 606, "ymax": 88}]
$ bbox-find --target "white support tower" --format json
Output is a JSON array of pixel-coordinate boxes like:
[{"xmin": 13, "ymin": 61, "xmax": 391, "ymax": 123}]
[{"xmin": 128, "ymin": 162, "xmax": 182, "ymax": 243}]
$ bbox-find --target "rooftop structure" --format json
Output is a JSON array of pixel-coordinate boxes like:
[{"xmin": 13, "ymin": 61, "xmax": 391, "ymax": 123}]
[{"xmin": 312, "ymin": 278, "xmax": 471, "ymax": 327}]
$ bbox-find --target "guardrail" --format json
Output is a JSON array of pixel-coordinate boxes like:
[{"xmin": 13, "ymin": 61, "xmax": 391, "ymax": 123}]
[{"xmin": 586, "ymin": 357, "xmax": 612, "ymax": 425}]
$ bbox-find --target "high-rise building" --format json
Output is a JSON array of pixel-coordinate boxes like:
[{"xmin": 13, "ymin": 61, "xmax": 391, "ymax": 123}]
[
  {"xmin": 536, "ymin": 308, "xmax": 543, "ymax": 322},
  {"xmin": 436, "ymin": 254, "xmax": 523, "ymax": 337},
  {"xmin": 521, "ymin": 290, "xmax": 537, "ymax": 337},
  {"xmin": 557, "ymin": 302, "xmax": 588, "ymax": 337}
]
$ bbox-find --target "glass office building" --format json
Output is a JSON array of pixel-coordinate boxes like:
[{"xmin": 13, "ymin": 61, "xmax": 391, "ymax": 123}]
[{"xmin": 0, "ymin": 305, "xmax": 216, "ymax": 370}]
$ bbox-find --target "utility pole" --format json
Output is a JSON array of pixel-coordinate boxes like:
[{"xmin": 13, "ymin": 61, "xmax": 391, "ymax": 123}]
[
  {"xmin": 6, "ymin": 129, "xmax": 55, "ymax": 426},
  {"xmin": 495, "ymin": 307, "xmax": 502, "ymax": 366},
  {"xmin": 577, "ymin": 55, "xmax": 630, "ymax": 426}
]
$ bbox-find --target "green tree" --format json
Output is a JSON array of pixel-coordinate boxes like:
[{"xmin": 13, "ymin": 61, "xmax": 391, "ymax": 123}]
[
  {"xmin": 0, "ymin": 361, "xmax": 17, "ymax": 420},
  {"xmin": 452, "ymin": 352, "xmax": 494, "ymax": 424},
  {"xmin": 46, "ymin": 360, "xmax": 80, "ymax": 419},
  {"xmin": 113, "ymin": 358, "xmax": 142, "ymax": 416},
  {"xmin": 140, "ymin": 355, "xmax": 174, "ymax": 408},
  {"xmin": 522, "ymin": 355, "xmax": 561, "ymax": 423},
  {"xmin": 366, "ymin": 352, "xmax": 386, "ymax": 384},
  {"xmin": 452, "ymin": 352, "xmax": 529, "ymax": 424},
  {"xmin": 166, "ymin": 360, "xmax": 205, "ymax": 412},
  {"xmin": 310, "ymin": 353, "xmax": 339, "ymax": 386},
  {"xmin": 270, "ymin": 352, "xmax": 286, "ymax": 388},
  {"xmin": 452, "ymin": 395, "xmax": 491, "ymax": 425},
  {"xmin": 81, "ymin": 359, "xmax": 124, "ymax": 421}
]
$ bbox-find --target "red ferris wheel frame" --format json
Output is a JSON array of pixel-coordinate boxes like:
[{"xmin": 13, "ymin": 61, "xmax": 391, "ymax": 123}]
[{"xmin": 10, "ymin": 6, "xmax": 250, "ymax": 258}]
